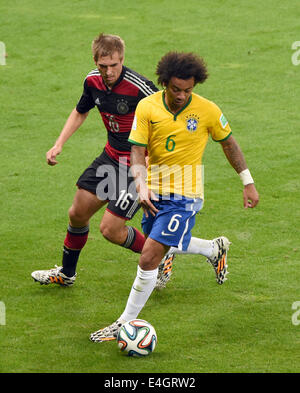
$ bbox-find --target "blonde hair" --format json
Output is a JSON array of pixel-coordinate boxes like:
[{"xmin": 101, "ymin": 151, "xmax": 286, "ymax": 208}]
[{"xmin": 92, "ymin": 33, "xmax": 125, "ymax": 61}]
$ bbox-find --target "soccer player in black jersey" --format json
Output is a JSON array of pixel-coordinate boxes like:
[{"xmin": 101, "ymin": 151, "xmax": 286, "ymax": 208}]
[{"xmin": 31, "ymin": 33, "xmax": 174, "ymax": 287}]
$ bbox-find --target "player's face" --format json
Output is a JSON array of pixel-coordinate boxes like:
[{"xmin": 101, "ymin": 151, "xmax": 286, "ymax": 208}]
[
  {"xmin": 95, "ymin": 51, "xmax": 124, "ymax": 88},
  {"xmin": 165, "ymin": 77, "xmax": 195, "ymax": 113}
]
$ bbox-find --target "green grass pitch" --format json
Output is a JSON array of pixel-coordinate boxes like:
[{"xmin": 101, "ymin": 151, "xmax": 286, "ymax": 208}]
[{"xmin": 1, "ymin": 0, "xmax": 300, "ymax": 373}]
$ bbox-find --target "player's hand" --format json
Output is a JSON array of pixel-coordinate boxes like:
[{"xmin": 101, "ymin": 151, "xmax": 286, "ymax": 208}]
[
  {"xmin": 243, "ymin": 183, "xmax": 259, "ymax": 208},
  {"xmin": 138, "ymin": 184, "xmax": 159, "ymax": 217},
  {"xmin": 46, "ymin": 145, "xmax": 62, "ymax": 166}
]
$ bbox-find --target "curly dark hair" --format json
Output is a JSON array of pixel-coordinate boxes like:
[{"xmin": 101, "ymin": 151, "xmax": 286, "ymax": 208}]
[{"xmin": 156, "ymin": 52, "xmax": 208, "ymax": 86}]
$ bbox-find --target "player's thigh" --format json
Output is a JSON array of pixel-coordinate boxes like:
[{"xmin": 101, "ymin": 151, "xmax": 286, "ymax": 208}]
[
  {"xmin": 105, "ymin": 173, "xmax": 140, "ymax": 221},
  {"xmin": 144, "ymin": 198, "xmax": 201, "ymax": 251},
  {"xmin": 69, "ymin": 187, "xmax": 107, "ymax": 223}
]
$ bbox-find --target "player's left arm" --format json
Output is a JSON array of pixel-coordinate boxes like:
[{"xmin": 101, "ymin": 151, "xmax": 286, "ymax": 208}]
[{"xmin": 220, "ymin": 135, "xmax": 259, "ymax": 209}]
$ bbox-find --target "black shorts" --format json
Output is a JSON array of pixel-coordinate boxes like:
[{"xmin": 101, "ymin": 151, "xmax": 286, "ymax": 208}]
[{"xmin": 76, "ymin": 151, "xmax": 140, "ymax": 220}]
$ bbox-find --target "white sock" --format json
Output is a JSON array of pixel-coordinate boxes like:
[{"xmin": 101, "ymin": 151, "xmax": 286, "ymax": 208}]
[
  {"xmin": 119, "ymin": 266, "xmax": 158, "ymax": 322},
  {"xmin": 170, "ymin": 237, "xmax": 214, "ymax": 258}
]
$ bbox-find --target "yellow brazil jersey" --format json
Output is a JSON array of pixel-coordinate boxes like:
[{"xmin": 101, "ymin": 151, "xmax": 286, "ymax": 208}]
[{"xmin": 128, "ymin": 90, "xmax": 232, "ymax": 199}]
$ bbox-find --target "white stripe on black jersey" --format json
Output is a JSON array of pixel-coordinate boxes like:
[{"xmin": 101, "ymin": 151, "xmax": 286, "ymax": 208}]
[
  {"xmin": 83, "ymin": 67, "xmax": 156, "ymax": 97},
  {"xmin": 124, "ymin": 70, "xmax": 156, "ymax": 97},
  {"xmin": 85, "ymin": 68, "xmax": 100, "ymax": 80}
]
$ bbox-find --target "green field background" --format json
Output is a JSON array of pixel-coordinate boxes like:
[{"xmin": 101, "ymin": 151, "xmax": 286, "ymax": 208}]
[{"xmin": 1, "ymin": 0, "xmax": 300, "ymax": 373}]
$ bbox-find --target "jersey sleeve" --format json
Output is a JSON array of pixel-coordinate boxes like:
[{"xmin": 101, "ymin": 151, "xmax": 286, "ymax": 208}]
[
  {"xmin": 128, "ymin": 98, "xmax": 150, "ymax": 147},
  {"xmin": 208, "ymin": 101, "xmax": 232, "ymax": 142},
  {"xmin": 76, "ymin": 78, "xmax": 95, "ymax": 113},
  {"xmin": 144, "ymin": 80, "xmax": 159, "ymax": 95},
  {"xmin": 137, "ymin": 80, "xmax": 159, "ymax": 101}
]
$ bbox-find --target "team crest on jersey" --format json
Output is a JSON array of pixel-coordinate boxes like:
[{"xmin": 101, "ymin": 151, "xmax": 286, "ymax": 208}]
[
  {"xmin": 185, "ymin": 114, "xmax": 200, "ymax": 133},
  {"xmin": 117, "ymin": 99, "xmax": 129, "ymax": 114}
]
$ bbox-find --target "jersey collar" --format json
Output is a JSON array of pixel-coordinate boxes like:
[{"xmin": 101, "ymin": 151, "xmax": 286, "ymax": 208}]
[
  {"xmin": 162, "ymin": 91, "xmax": 192, "ymax": 120},
  {"xmin": 103, "ymin": 66, "xmax": 126, "ymax": 91}
]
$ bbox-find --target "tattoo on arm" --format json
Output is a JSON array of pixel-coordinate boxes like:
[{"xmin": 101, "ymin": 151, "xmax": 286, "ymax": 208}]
[{"xmin": 220, "ymin": 136, "xmax": 247, "ymax": 174}]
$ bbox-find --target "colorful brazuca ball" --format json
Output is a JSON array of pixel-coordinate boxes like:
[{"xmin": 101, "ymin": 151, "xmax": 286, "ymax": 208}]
[{"xmin": 117, "ymin": 319, "xmax": 157, "ymax": 357}]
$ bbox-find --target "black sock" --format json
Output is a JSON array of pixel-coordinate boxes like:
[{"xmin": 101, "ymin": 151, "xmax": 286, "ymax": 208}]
[
  {"xmin": 61, "ymin": 225, "xmax": 89, "ymax": 277},
  {"xmin": 61, "ymin": 246, "xmax": 81, "ymax": 277}
]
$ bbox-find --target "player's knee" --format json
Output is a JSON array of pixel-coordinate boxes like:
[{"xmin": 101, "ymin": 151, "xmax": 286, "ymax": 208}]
[
  {"xmin": 100, "ymin": 221, "xmax": 128, "ymax": 245},
  {"xmin": 139, "ymin": 248, "xmax": 160, "ymax": 271},
  {"xmin": 68, "ymin": 205, "xmax": 88, "ymax": 226},
  {"xmin": 100, "ymin": 222, "xmax": 117, "ymax": 242}
]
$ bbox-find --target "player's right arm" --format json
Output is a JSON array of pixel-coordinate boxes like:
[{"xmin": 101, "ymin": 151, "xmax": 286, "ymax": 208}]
[
  {"xmin": 129, "ymin": 98, "xmax": 159, "ymax": 216},
  {"xmin": 130, "ymin": 145, "xmax": 159, "ymax": 217},
  {"xmin": 46, "ymin": 108, "xmax": 89, "ymax": 166}
]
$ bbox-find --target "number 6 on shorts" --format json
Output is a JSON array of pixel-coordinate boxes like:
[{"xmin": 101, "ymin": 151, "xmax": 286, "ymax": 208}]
[{"xmin": 167, "ymin": 214, "xmax": 182, "ymax": 233}]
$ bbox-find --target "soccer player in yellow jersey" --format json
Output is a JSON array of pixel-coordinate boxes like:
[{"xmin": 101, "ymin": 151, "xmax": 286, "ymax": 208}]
[
  {"xmin": 90, "ymin": 52, "xmax": 259, "ymax": 342},
  {"xmin": 129, "ymin": 77, "xmax": 232, "ymax": 200}
]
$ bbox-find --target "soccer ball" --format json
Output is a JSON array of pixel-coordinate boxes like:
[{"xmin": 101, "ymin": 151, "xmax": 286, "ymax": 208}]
[{"xmin": 117, "ymin": 319, "xmax": 157, "ymax": 357}]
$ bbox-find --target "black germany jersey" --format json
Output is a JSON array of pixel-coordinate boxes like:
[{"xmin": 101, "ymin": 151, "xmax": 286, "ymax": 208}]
[{"xmin": 76, "ymin": 66, "xmax": 158, "ymax": 164}]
